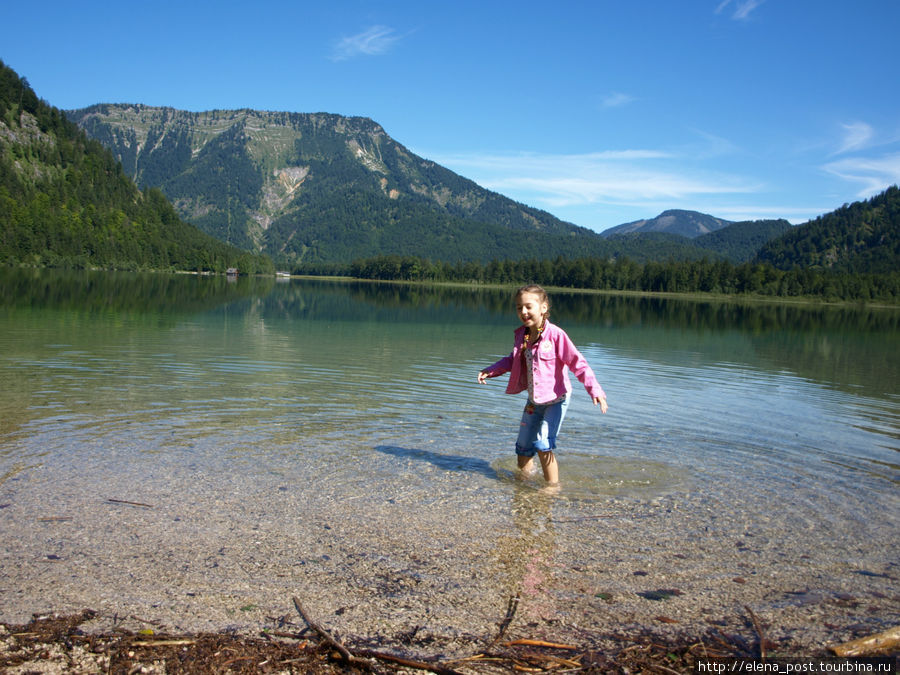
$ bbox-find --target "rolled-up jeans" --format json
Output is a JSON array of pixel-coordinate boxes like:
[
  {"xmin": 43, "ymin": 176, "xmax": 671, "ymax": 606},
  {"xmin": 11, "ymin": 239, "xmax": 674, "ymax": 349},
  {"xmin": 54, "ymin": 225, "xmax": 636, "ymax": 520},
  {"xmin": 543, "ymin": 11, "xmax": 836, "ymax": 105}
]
[{"xmin": 514, "ymin": 395, "xmax": 569, "ymax": 457}]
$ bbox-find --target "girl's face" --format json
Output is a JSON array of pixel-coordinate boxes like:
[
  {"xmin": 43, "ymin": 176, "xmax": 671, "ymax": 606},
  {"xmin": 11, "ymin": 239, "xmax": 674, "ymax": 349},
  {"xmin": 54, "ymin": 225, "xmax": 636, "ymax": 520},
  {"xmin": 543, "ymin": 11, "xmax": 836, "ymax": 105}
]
[{"xmin": 516, "ymin": 292, "xmax": 548, "ymax": 331}]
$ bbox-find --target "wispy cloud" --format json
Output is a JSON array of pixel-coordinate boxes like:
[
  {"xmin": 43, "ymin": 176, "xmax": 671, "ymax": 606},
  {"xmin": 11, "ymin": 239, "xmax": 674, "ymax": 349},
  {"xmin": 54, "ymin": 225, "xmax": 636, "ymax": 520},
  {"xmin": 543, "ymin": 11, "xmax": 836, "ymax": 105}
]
[
  {"xmin": 823, "ymin": 153, "xmax": 900, "ymax": 198},
  {"xmin": 425, "ymin": 149, "xmax": 760, "ymax": 210},
  {"xmin": 331, "ymin": 25, "xmax": 401, "ymax": 61},
  {"xmin": 715, "ymin": 0, "xmax": 765, "ymax": 20},
  {"xmin": 601, "ymin": 91, "xmax": 635, "ymax": 109},
  {"xmin": 835, "ymin": 121, "xmax": 874, "ymax": 155}
]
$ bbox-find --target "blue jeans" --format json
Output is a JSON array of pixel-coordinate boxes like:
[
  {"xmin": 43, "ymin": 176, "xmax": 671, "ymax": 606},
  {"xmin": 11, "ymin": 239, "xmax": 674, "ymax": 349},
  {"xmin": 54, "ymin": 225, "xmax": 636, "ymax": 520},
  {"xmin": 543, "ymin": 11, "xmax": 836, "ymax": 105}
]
[{"xmin": 514, "ymin": 396, "xmax": 570, "ymax": 457}]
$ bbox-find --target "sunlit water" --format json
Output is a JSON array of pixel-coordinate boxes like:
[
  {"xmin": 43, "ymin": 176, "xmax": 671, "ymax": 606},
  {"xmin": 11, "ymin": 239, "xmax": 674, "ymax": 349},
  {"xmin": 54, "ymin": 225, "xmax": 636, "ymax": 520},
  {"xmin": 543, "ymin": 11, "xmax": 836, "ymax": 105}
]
[
  {"xmin": 0, "ymin": 269, "xmax": 898, "ymax": 639},
  {"xmin": 1, "ymin": 271, "xmax": 897, "ymax": 509}
]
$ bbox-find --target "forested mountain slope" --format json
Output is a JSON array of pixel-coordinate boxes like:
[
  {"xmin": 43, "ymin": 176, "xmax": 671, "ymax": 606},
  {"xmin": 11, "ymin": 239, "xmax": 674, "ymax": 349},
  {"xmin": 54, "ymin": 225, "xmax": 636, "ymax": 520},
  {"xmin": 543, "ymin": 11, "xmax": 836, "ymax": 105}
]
[
  {"xmin": 755, "ymin": 187, "xmax": 899, "ymax": 273},
  {"xmin": 68, "ymin": 105, "xmax": 614, "ymax": 265},
  {"xmin": 0, "ymin": 61, "xmax": 270, "ymax": 273}
]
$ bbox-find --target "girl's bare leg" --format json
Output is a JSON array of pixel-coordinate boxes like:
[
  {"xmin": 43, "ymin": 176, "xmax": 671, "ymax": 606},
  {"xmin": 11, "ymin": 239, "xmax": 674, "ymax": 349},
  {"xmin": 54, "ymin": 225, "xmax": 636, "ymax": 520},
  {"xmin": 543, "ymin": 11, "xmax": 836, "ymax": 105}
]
[
  {"xmin": 537, "ymin": 450, "xmax": 559, "ymax": 485},
  {"xmin": 518, "ymin": 455, "xmax": 536, "ymax": 475}
]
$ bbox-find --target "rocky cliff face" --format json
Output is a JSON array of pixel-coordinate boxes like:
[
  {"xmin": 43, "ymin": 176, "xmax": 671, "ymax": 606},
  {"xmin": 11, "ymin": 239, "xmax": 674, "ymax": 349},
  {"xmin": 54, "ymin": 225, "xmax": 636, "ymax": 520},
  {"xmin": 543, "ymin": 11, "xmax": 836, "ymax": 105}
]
[{"xmin": 68, "ymin": 105, "xmax": 599, "ymax": 263}]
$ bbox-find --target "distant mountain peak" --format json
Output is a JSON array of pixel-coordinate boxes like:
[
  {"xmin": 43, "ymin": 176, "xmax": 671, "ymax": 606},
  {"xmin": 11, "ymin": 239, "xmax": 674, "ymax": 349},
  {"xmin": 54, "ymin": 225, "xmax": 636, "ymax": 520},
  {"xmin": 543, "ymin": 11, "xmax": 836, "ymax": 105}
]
[{"xmin": 601, "ymin": 210, "xmax": 733, "ymax": 239}]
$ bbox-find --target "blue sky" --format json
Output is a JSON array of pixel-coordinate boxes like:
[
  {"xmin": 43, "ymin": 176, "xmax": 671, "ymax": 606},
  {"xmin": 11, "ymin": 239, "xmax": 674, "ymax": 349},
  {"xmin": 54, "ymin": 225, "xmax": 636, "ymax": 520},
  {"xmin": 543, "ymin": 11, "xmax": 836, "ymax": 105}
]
[{"xmin": 4, "ymin": 1, "xmax": 899, "ymax": 233}]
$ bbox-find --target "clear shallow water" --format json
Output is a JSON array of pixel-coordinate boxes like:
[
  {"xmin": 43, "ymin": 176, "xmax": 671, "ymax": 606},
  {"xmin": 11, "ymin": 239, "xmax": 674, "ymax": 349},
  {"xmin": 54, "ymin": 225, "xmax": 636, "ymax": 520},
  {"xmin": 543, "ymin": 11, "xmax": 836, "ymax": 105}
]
[
  {"xmin": 0, "ymin": 269, "xmax": 898, "ymax": 644},
  {"xmin": 1, "ymin": 269, "xmax": 897, "ymax": 507}
]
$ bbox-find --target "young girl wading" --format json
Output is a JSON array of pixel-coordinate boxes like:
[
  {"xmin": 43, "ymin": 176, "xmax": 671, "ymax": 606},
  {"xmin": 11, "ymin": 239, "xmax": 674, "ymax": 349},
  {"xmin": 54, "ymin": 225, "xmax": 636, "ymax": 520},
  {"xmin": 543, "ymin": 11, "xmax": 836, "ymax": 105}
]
[{"xmin": 478, "ymin": 285, "xmax": 608, "ymax": 486}]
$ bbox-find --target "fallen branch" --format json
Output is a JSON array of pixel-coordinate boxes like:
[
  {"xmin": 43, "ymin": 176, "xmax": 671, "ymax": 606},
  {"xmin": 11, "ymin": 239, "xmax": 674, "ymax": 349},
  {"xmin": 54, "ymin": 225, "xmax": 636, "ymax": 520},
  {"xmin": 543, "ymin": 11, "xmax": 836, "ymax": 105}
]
[
  {"xmin": 291, "ymin": 596, "xmax": 363, "ymax": 667},
  {"xmin": 830, "ymin": 625, "xmax": 900, "ymax": 657},
  {"xmin": 107, "ymin": 498, "xmax": 153, "ymax": 508},
  {"xmin": 131, "ymin": 639, "xmax": 196, "ymax": 647},
  {"xmin": 503, "ymin": 638, "xmax": 578, "ymax": 650},
  {"xmin": 291, "ymin": 596, "xmax": 462, "ymax": 674},
  {"xmin": 485, "ymin": 594, "xmax": 519, "ymax": 650},
  {"xmin": 744, "ymin": 605, "xmax": 768, "ymax": 659},
  {"xmin": 355, "ymin": 648, "xmax": 463, "ymax": 675}
]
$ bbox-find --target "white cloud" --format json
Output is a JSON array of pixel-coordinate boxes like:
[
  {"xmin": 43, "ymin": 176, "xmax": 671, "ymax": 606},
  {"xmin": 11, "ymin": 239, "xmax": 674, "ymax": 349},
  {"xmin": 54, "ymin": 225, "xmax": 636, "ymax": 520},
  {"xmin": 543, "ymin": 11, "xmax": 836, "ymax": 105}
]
[
  {"xmin": 700, "ymin": 204, "xmax": 829, "ymax": 224},
  {"xmin": 716, "ymin": 0, "xmax": 765, "ymax": 20},
  {"xmin": 835, "ymin": 121, "xmax": 874, "ymax": 155},
  {"xmin": 331, "ymin": 25, "xmax": 401, "ymax": 61},
  {"xmin": 823, "ymin": 153, "xmax": 900, "ymax": 197},
  {"xmin": 425, "ymin": 149, "xmax": 760, "ymax": 209},
  {"xmin": 601, "ymin": 92, "xmax": 635, "ymax": 108}
]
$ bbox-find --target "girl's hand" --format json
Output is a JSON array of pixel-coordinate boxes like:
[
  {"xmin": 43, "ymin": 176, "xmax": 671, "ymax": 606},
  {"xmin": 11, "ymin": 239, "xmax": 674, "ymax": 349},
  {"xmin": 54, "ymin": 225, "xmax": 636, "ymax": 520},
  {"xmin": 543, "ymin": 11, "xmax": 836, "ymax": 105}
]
[
  {"xmin": 593, "ymin": 396, "xmax": 608, "ymax": 413},
  {"xmin": 477, "ymin": 371, "xmax": 489, "ymax": 384}
]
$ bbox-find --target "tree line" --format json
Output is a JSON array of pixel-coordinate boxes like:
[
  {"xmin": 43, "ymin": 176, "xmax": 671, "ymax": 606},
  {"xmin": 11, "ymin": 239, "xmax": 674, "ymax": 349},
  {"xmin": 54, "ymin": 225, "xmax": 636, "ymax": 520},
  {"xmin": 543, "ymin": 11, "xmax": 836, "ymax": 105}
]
[{"xmin": 293, "ymin": 254, "xmax": 899, "ymax": 303}]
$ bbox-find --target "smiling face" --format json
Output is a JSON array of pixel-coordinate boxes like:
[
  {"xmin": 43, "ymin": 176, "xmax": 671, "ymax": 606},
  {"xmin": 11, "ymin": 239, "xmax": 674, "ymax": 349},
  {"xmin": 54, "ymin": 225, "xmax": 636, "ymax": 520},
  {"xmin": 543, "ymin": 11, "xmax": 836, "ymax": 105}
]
[{"xmin": 516, "ymin": 291, "xmax": 549, "ymax": 333}]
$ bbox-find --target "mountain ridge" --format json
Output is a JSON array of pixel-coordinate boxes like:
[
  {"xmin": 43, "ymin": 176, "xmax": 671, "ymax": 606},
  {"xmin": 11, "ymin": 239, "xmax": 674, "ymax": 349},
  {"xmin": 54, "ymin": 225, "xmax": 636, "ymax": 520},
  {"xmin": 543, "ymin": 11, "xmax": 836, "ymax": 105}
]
[
  {"xmin": 68, "ymin": 104, "xmax": 611, "ymax": 265},
  {"xmin": 601, "ymin": 209, "xmax": 734, "ymax": 238}
]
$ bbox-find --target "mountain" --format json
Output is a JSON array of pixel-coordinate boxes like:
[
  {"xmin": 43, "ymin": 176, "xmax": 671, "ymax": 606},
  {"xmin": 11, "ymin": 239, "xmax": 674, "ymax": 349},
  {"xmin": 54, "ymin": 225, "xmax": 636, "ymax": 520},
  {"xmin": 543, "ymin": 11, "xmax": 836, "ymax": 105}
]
[
  {"xmin": 0, "ymin": 61, "xmax": 270, "ymax": 273},
  {"xmin": 694, "ymin": 218, "xmax": 792, "ymax": 262},
  {"xmin": 67, "ymin": 105, "xmax": 613, "ymax": 266},
  {"xmin": 755, "ymin": 186, "xmax": 899, "ymax": 273},
  {"xmin": 600, "ymin": 209, "xmax": 733, "ymax": 238}
]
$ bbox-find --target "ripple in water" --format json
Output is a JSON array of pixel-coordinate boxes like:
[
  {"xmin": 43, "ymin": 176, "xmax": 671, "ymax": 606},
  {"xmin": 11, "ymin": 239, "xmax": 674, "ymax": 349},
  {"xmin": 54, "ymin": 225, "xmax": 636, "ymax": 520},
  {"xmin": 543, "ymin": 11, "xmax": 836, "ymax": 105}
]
[{"xmin": 491, "ymin": 452, "xmax": 690, "ymax": 499}]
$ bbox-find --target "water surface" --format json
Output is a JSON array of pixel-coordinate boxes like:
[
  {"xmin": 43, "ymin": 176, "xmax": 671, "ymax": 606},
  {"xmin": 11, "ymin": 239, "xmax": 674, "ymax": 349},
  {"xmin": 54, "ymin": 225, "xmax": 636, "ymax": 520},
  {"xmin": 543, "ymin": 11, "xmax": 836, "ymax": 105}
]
[{"xmin": 0, "ymin": 269, "xmax": 897, "ymax": 644}]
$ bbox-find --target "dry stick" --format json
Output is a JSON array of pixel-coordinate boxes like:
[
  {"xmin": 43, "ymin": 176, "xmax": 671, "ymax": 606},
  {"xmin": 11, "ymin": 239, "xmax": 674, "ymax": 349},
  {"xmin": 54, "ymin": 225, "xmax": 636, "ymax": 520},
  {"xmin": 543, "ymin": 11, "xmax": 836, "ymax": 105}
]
[
  {"xmin": 131, "ymin": 639, "xmax": 196, "ymax": 647},
  {"xmin": 354, "ymin": 649, "xmax": 463, "ymax": 675},
  {"xmin": 744, "ymin": 605, "xmax": 767, "ymax": 660},
  {"xmin": 504, "ymin": 638, "xmax": 578, "ymax": 650},
  {"xmin": 485, "ymin": 594, "xmax": 520, "ymax": 651},
  {"xmin": 830, "ymin": 625, "xmax": 900, "ymax": 657},
  {"xmin": 107, "ymin": 498, "xmax": 153, "ymax": 508},
  {"xmin": 291, "ymin": 597, "xmax": 462, "ymax": 675},
  {"xmin": 291, "ymin": 597, "xmax": 362, "ymax": 666}
]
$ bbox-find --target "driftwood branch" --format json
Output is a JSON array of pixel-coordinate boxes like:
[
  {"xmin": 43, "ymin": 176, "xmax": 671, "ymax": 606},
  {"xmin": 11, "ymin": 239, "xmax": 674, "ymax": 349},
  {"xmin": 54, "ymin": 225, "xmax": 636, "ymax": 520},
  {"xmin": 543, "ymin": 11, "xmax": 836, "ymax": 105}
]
[
  {"xmin": 291, "ymin": 596, "xmax": 362, "ymax": 666},
  {"xmin": 291, "ymin": 596, "xmax": 462, "ymax": 675},
  {"xmin": 744, "ymin": 605, "xmax": 768, "ymax": 659},
  {"xmin": 503, "ymin": 638, "xmax": 578, "ymax": 650},
  {"xmin": 107, "ymin": 498, "xmax": 153, "ymax": 508},
  {"xmin": 484, "ymin": 594, "xmax": 519, "ymax": 651},
  {"xmin": 830, "ymin": 625, "xmax": 900, "ymax": 657}
]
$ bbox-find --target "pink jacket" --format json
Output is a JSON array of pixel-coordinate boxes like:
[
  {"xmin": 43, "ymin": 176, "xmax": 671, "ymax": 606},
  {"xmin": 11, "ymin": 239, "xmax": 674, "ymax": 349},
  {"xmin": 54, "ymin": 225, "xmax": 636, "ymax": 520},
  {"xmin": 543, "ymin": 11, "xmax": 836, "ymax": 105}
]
[{"xmin": 482, "ymin": 321, "xmax": 605, "ymax": 404}]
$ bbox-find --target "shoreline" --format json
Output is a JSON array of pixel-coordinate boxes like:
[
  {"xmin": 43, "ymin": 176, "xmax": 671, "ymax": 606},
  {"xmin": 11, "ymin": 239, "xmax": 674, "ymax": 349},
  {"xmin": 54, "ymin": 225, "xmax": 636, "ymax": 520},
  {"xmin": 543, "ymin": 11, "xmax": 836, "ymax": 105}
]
[{"xmin": 2, "ymin": 467, "xmax": 897, "ymax": 664}]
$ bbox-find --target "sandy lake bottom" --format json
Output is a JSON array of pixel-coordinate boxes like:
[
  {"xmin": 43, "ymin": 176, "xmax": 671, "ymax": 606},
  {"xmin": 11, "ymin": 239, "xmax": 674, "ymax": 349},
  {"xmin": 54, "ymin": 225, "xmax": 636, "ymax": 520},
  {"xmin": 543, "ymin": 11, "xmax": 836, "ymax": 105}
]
[{"xmin": 2, "ymin": 428, "xmax": 897, "ymax": 661}]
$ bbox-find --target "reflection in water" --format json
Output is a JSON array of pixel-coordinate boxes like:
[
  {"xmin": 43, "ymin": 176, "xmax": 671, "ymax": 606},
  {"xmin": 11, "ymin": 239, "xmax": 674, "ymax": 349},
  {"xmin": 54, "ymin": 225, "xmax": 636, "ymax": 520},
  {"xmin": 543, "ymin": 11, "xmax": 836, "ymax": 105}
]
[
  {"xmin": 0, "ymin": 268, "xmax": 897, "ymax": 495},
  {"xmin": 491, "ymin": 454, "xmax": 690, "ymax": 499},
  {"xmin": 494, "ymin": 488, "xmax": 557, "ymax": 622}
]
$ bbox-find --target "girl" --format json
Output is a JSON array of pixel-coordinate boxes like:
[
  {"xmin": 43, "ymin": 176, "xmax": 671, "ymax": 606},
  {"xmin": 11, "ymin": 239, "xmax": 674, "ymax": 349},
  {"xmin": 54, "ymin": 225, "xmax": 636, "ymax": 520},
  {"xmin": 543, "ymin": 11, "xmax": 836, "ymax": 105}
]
[{"xmin": 478, "ymin": 285, "xmax": 607, "ymax": 486}]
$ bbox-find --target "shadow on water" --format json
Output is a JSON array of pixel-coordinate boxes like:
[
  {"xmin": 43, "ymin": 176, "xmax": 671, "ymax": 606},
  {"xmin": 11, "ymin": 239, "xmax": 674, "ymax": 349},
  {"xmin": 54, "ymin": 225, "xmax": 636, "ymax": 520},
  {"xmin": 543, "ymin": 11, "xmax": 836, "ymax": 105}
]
[
  {"xmin": 374, "ymin": 445, "xmax": 498, "ymax": 480},
  {"xmin": 374, "ymin": 445, "xmax": 690, "ymax": 500}
]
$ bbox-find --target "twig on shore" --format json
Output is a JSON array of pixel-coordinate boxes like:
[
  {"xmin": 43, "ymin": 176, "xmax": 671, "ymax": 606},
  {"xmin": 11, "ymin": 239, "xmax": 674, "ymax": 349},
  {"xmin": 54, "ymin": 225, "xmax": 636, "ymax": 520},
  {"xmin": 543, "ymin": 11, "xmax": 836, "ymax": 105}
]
[
  {"xmin": 131, "ymin": 638, "xmax": 196, "ymax": 647},
  {"xmin": 291, "ymin": 596, "xmax": 463, "ymax": 675},
  {"xmin": 485, "ymin": 594, "xmax": 519, "ymax": 650},
  {"xmin": 291, "ymin": 596, "xmax": 362, "ymax": 666},
  {"xmin": 107, "ymin": 498, "xmax": 153, "ymax": 508},
  {"xmin": 830, "ymin": 625, "xmax": 900, "ymax": 657},
  {"xmin": 503, "ymin": 638, "xmax": 578, "ymax": 650},
  {"xmin": 744, "ymin": 605, "xmax": 767, "ymax": 659}
]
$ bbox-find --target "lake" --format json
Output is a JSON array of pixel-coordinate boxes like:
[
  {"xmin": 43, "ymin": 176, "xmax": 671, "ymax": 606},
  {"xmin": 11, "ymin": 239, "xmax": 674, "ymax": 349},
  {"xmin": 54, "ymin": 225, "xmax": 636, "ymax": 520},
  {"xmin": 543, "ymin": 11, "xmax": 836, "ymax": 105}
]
[{"xmin": 0, "ymin": 268, "xmax": 897, "ymax": 652}]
